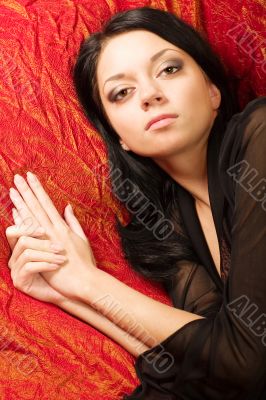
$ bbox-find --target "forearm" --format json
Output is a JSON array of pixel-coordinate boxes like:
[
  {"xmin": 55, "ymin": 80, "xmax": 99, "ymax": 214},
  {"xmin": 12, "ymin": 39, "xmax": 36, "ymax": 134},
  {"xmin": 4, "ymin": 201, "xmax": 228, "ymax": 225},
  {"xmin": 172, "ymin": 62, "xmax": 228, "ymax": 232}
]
[
  {"xmin": 77, "ymin": 270, "xmax": 204, "ymax": 348},
  {"xmin": 56, "ymin": 296, "xmax": 150, "ymax": 357}
]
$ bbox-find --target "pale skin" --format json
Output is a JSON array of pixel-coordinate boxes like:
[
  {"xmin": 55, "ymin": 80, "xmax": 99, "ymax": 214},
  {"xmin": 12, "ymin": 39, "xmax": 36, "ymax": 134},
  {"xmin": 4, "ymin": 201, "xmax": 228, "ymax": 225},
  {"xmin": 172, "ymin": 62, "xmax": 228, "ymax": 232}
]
[
  {"xmin": 6, "ymin": 30, "xmax": 222, "ymax": 357},
  {"xmin": 98, "ymin": 30, "xmax": 221, "ymax": 273}
]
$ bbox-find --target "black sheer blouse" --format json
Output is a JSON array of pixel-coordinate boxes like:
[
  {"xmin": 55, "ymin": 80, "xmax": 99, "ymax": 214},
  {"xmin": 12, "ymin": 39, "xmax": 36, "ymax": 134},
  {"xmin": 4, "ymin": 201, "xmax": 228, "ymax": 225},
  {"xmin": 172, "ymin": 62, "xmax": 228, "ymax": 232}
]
[{"xmin": 125, "ymin": 97, "xmax": 266, "ymax": 400}]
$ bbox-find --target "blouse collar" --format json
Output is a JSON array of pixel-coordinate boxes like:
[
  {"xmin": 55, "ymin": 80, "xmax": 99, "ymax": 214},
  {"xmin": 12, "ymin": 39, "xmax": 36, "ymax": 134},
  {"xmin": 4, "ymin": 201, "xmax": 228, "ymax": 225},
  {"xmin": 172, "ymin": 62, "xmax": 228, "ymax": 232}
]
[{"xmin": 176, "ymin": 117, "xmax": 225, "ymax": 291}]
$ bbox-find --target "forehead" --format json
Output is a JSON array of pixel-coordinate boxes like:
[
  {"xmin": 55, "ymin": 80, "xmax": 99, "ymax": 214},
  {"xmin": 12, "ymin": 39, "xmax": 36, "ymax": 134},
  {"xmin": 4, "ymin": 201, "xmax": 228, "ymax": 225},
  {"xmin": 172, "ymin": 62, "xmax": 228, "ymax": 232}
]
[{"xmin": 97, "ymin": 30, "xmax": 185, "ymax": 83}]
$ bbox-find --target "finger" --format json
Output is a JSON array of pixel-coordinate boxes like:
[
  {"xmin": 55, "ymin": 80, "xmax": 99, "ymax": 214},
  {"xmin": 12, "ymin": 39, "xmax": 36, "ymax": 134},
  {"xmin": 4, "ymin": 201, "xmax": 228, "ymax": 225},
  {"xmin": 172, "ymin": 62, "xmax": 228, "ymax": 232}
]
[
  {"xmin": 6, "ymin": 225, "xmax": 46, "ymax": 251},
  {"xmin": 10, "ymin": 248, "xmax": 67, "ymax": 272},
  {"xmin": 6, "ymin": 230, "xmax": 61, "ymax": 256},
  {"xmin": 64, "ymin": 204, "xmax": 87, "ymax": 241},
  {"xmin": 12, "ymin": 207, "xmax": 40, "ymax": 236},
  {"xmin": 11, "ymin": 200, "xmax": 42, "ymax": 244},
  {"xmin": 12, "ymin": 208, "xmax": 22, "ymax": 226},
  {"xmin": 64, "ymin": 206, "xmax": 96, "ymax": 265},
  {"xmin": 8, "ymin": 236, "xmax": 65, "ymax": 266},
  {"xmin": 21, "ymin": 262, "xmax": 61, "ymax": 274},
  {"xmin": 26, "ymin": 172, "xmax": 66, "ymax": 226},
  {"xmin": 12, "ymin": 206, "xmax": 36, "ymax": 229},
  {"xmin": 12, "ymin": 206, "xmax": 45, "ymax": 240},
  {"xmin": 10, "ymin": 185, "xmax": 51, "ymax": 232},
  {"xmin": 12, "ymin": 262, "xmax": 61, "ymax": 289},
  {"xmin": 10, "ymin": 188, "xmax": 38, "ymax": 228}
]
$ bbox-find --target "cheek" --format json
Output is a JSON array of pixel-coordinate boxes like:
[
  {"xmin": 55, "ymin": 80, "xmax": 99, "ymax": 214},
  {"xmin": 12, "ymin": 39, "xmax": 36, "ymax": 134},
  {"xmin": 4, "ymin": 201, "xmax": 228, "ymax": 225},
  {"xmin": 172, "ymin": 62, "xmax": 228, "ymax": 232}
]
[
  {"xmin": 177, "ymin": 79, "xmax": 213, "ymax": 120},
  {"xmin": 174, "ymin": 73, "xmax": 210, "ymax": 105},
  {"xmin": 108, "ymin": 98, "xmax": 140, "ymax": 126},
  {"xmin": 107, "ymin": 109, "xmax": 142, "ymax": 145},
  {"xmin": 109, "ymin": 110, "xmax": 131, "ymax": 133},
  {"xmin": 174, "ymin": 79, "xmax": 215, "ymax": 135}
]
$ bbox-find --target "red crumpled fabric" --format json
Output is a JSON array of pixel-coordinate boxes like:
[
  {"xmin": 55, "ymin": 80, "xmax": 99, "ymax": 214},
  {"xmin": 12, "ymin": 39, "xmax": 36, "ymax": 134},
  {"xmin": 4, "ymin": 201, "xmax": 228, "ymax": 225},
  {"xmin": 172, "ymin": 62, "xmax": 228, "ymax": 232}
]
[{"xmin": 0, "ymin": 1, "xmax": 265, "ymax": 399}]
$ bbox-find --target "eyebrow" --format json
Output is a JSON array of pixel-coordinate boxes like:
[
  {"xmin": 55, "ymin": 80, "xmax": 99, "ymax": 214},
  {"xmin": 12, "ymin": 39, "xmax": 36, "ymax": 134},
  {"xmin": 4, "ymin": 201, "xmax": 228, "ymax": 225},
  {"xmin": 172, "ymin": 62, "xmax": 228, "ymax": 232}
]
[{"xmin": 103, "ymin": 48, "xmax": 179, "ymax": 88}]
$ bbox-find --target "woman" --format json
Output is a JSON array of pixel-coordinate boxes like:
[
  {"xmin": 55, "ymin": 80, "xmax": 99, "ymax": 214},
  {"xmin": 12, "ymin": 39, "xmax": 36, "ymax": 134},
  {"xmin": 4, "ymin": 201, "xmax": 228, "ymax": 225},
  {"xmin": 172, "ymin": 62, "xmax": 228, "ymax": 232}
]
[{"xmin": 6, "ymin": 7, "xmax": 266, "ymax": 399}]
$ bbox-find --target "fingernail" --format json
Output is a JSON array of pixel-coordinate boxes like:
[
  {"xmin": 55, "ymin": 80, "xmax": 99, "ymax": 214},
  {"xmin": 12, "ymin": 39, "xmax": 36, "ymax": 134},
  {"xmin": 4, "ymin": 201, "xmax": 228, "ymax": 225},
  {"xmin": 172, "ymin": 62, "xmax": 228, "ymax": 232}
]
[
  {"xmin": 12, "ymin": 209, "xmax": 18, "ymax": 223},
  {"xmin": 35, "ymin": 227, "xmax": 45, "ymax": 235},
  {"xmin": 68, "ymin": 204, "xmax": 73, "ymax": 213},
  {"xmin": 27, "ymin": 172, "xmax": 37, "ymax": 182},
  {"xmin": 50, "ymin": 243, "xmax": 64, "ymax": 252},
  {"xmin": 9, "ymin": 188, "xmax": 19, "ymax": 198},
  {"xmin": 54, "ymin": 256, "xmax": 67, "ymax": 264},
  {"xmin": 50, "ymin": 263, "xmax": 61, "ymax": 269},
  {"xmin": 14, "ymin": 174, "xmax": 25, "ymax": 184}
]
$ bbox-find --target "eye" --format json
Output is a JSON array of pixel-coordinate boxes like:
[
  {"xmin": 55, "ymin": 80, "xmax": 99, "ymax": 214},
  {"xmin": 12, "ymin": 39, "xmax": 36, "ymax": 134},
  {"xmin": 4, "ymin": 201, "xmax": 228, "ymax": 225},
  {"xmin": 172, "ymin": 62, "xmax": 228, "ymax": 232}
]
[
  {"xmin": 111, "ymin": 88, "xmax": 133, "ymax": 102},
  {"xmin": 160, "ymin": 64, "xmax": 182, "ymax": 76},
  {"xmin": 109, "ymin": 62, "xmax": 182, "ymax": 103}
]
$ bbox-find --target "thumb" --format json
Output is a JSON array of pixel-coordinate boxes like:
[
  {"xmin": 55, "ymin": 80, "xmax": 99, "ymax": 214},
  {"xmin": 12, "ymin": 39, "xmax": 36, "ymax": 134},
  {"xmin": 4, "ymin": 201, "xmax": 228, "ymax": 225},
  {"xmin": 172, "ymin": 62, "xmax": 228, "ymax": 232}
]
[{"xmin": 64, "ymin": 204, "xmax": 87, "ymax": 241}]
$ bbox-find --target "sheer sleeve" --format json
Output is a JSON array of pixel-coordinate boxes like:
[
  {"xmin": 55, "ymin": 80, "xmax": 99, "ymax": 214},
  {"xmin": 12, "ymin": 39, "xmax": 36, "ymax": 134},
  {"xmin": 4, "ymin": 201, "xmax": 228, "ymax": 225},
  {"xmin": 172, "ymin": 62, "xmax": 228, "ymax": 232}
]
[
  {"xmin": 125, "ymin": 97, "xmax": 266, "ymax": 400},
  {"xmin": 165, "ymin": 260, "xmax": 223, "ymax": 318}
]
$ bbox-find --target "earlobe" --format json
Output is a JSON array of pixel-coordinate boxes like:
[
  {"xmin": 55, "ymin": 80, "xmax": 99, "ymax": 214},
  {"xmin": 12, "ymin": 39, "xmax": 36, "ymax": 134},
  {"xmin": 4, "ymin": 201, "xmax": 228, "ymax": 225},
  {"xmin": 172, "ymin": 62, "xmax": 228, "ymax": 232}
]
[{"xmin": 119, "ymin": 140, "xmax": 130, "ymax": 151}]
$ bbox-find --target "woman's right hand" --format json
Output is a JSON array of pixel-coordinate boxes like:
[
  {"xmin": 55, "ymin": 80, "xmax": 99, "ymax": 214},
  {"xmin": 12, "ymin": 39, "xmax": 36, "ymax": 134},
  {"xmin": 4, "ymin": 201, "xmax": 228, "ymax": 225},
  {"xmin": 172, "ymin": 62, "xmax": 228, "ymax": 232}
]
[
  {"xmin": 6, "ymin": 204, "xmax": 72, "ymax": 305},
  {"xmin": 7, "ymin": 173, "xmax": 98, "ymax": 301},
  {"xmin": 6, "ymin": 222, "xmax": 67, "ymax": 304}
]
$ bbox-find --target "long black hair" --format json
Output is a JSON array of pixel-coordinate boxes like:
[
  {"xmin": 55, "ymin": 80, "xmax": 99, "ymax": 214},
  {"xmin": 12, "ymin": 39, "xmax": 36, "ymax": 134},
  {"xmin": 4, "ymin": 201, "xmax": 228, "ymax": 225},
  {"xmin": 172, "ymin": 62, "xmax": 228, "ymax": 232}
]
[{"xmin": 73, "ymin": 7, "xmax": 238, "ymax": 282}]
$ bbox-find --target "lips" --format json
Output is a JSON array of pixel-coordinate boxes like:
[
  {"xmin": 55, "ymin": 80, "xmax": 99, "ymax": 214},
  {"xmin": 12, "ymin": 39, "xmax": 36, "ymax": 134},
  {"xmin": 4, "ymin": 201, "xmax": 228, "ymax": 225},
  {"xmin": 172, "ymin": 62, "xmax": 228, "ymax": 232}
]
[{"xmin": 145, "ymin": 114, "xmax": 178, "ymax": 131}]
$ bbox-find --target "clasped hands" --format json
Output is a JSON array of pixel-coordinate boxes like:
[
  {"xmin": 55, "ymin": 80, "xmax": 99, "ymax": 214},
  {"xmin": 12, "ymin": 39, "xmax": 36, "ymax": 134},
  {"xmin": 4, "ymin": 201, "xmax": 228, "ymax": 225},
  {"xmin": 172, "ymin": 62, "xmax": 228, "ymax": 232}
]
[{"xmin": 6, "ymin": 172, "xmax": 98, "ymax": 305}]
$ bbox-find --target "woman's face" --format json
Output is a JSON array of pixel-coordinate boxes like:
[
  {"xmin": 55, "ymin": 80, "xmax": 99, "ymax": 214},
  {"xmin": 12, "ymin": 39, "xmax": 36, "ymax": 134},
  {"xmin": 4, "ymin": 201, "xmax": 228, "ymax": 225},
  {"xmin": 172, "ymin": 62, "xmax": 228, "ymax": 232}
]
[{"xmin": 96, "ymin": 30, "xmax": 221, "ymax": 159}]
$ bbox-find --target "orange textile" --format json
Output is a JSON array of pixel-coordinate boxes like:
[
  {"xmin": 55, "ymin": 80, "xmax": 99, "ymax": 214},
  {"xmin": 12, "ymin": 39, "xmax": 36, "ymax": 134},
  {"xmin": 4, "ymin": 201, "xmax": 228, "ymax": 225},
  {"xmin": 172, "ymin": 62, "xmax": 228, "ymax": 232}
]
[{"xmin": 0, "ymin": 1, "xmax": 265, "ymax": 399}]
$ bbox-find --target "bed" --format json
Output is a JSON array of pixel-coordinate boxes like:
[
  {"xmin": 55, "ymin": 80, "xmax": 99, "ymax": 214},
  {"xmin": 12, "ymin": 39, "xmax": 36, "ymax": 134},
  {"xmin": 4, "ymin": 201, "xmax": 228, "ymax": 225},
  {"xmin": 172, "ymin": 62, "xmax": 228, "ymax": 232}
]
[{"xmin": 0, "ymin": 0, "xmax": 265, "ymax": 398}]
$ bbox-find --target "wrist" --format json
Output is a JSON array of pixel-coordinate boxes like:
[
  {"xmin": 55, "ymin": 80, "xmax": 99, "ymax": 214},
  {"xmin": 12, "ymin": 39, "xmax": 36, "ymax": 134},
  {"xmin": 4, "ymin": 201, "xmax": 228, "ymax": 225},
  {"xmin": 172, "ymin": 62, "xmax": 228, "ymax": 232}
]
[
  {"xmin": 75, "ymin": 269, "xmax": 105, "ymax": 305},
  {"xmin": 53, "ymin": 293, "xmax": 69, "ymax": 307}
]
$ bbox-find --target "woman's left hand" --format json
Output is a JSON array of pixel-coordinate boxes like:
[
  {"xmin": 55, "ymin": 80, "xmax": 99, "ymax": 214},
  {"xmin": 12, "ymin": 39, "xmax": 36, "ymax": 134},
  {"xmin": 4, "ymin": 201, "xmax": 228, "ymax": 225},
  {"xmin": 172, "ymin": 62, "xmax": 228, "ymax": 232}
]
[{"xmin": 8, "ymin": 172, "xmax": 98, "ymax": 300}]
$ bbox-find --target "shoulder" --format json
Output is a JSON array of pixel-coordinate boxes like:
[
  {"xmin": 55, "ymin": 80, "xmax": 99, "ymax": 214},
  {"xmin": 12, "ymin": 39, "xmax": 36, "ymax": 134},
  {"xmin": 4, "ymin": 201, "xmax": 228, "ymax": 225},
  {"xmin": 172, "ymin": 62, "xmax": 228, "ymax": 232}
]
[
  {"xmin": 234, "ymin": 97, "xmax": 266, "ymax": 124},
  {"xmin": 234, "ymin": 97, "xmax": 266, "ymax": 144},
  {"xmin": 218, "ymin": 97, "xmax": 266, "ymax": 210},
  {"xmin": 225, "ymin": 96, "xmax": 265, "ymax": 141},
  {"xmin": 219, "ymin": 97, "xmax": 266, "ymax": 167}
]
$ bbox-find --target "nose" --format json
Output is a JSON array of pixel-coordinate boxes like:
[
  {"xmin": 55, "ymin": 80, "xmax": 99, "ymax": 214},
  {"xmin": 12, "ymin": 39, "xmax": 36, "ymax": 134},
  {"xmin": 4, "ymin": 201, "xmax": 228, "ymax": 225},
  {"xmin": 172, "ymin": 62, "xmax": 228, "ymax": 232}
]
[{"xmin": 140, "ymin": 81, "xmax": 167, "ymax": 110}]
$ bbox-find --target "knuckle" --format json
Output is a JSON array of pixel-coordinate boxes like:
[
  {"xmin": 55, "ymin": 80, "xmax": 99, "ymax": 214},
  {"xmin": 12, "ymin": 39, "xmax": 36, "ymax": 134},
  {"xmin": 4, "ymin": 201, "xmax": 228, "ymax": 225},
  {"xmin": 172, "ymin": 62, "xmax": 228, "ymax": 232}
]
[
  {"xmin": 62, "ymin": 225, "xmax": 71, "ymax": 235},
  {"xmin": 5, "ymin": 226, "xmax": 12, "ymax": 238},
  {"xmin": 11, "ymin": 273, "xmax": 19, "ymax": 288},
  {"xmin": 54, "ymin": 226, "xmax": 69, "ymax": 239},
  {"xmin": 21, "ymin": 216, "xmax": 34, "ymax": 226},
  {"xmin": 22, "ymin": 248, "xmax": 32, "ymax": 260},
  {"xmin": 24, "ymin": 262, "xmax": 32, "ymax": 273},
  {"xmin": 13, "ymin": 280, "xmax": 20, "ymax": 289},
  {"xmin": 18, "ymin": 236, "xmax": 28, "ymax": 248},
  {"xmin": 13, "ymin": 279, "xmax": 23, "ymax": 290},
  {"xmin": 10, "ymin": 268, "xmax": 15, "ymax": 280}
]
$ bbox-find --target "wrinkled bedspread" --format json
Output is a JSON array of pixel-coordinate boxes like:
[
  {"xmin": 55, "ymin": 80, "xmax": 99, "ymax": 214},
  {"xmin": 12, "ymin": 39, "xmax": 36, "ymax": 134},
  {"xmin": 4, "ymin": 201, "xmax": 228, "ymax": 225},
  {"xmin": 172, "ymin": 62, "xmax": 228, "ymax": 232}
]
[{"xmin": 0, "ymin": 0, "xmax": 265, "ymax": 399}]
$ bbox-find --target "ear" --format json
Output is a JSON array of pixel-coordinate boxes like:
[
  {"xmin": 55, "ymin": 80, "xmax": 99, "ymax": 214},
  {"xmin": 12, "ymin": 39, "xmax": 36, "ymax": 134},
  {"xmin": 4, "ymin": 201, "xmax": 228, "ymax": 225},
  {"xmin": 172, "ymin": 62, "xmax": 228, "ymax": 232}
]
[
  {"xmin": 119, "ymin": 140, "xmax": 130, "ymax": 151},
  {"xmin": 208, "ymin": 83, "xmax": 221, "ymax": 110}
]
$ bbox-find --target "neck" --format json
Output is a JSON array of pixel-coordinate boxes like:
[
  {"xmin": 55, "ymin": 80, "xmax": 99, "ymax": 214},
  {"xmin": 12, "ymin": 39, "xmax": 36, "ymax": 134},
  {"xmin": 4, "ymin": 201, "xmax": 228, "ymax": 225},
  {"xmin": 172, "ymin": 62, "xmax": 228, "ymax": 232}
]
[{"xmin": 153, "ymin": 139, "xmax": 210, "ymax": 207}]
